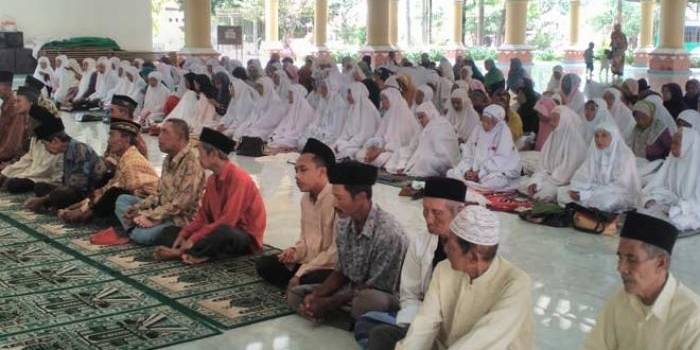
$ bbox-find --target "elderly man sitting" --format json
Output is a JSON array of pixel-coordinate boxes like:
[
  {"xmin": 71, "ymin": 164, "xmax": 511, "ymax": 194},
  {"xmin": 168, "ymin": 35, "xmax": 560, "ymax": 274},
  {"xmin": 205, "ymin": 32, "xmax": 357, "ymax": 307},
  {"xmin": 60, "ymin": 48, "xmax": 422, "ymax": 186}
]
[
  {"xmin": 396, "ymin": 206, "xmax": 534, "ymax": 350},
  {"xmin": 584, "ymin": 211, "xmax": 700, "ymax": 350}
]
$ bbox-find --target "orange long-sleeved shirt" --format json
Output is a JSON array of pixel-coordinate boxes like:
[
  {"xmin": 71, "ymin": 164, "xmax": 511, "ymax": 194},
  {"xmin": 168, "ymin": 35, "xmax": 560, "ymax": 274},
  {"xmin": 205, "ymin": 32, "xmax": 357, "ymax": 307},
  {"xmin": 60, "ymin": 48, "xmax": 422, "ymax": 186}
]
[{"xmin": 180, "ymin": 162, "xmax": 266, "ymax": 250}]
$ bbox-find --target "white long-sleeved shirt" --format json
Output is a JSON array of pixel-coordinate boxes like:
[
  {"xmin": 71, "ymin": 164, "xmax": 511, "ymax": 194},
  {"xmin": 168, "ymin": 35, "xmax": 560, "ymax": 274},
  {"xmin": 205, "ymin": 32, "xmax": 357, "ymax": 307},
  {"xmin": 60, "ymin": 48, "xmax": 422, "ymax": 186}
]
[{"xmin": 396, "ymin": 232, "xmax": 440, "ymax": 326}]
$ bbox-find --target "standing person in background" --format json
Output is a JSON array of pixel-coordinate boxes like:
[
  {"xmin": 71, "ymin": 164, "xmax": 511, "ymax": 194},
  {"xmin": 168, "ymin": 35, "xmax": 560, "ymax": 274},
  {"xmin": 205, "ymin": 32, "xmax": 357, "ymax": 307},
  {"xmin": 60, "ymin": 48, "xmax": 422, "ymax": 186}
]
[
  {"xmin": 585, "ymin": 42, "xmax": 595, "ymax": 80},
  {"xmin": 610, "ymin": 23, "xmax": 628, "ymax": 79}
]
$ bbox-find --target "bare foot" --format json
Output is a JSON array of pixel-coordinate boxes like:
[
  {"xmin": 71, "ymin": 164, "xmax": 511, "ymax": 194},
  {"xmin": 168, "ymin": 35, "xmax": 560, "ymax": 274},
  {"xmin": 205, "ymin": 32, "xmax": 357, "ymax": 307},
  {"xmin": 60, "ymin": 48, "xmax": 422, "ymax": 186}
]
[
  {"xmin": 60, "ymin": 208, "xmax": 91, "ymax": 223},
  {"xmin": 154, "ymin": 246, "xmax": 182, "ymax": 261},
  {"xmin": 24, "ymin": 197, "xmax": 46, "ymax": 212},
  {"xmin": 182, "ymin": 254, "xmax": 209, "ymax": 265}
]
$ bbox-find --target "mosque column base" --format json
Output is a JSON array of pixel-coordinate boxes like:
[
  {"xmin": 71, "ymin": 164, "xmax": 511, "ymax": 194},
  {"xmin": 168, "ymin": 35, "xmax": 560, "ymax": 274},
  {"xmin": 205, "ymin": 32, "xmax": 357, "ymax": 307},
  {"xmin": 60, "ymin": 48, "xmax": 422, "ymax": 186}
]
[
  {"xmin": 361, "ymin": 45, "xmax": 396, "ymax": 67},
  {"xmin": 633, "ymin": 47, "xmax": 653, "ymax": 67},
  {"xmin": 445, "ymin": 44, "xmax": 466, "ymax": 62},
  {"xmin": 563, "ymin": 47, "xmax": 585, "ymax": 64},
  {"xmin": 648, "ymin": 48, "xmax": 691, "ymax": 72},
  {"xmin": 178, "ymin": 47, "xmax": 220, "ymax": 63},
  {"xmin": 497, "ymin": 45, "xmax": 532, "ymax": 66}
]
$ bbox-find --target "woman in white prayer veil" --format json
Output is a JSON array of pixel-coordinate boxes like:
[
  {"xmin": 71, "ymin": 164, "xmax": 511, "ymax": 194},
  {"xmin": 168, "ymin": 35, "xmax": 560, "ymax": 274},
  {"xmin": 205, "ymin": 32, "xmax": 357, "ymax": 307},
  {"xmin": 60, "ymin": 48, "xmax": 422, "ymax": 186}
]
[
  {"xmin": 558, "ymin": 121, "xmax": 641, "ymax": 213},
  {"xmin": 165, "ymin": 72, "xmax": 197, "ymax": 125},
  {"xmin": 217, "ymin": 77, "xmax": 259, "ymax": 138},
  {"xmin": 75, "ymin": 58, "xmax": 96, "ymax": 101},
  {"xmin": 644, "ymin": 94, "xmax": 679, "ymax": 135},
  {"xmin": 113, "ymin": 62, "xmax": 134, "ymax": 96},
  {"xmin": 602, "ymin": 87, "xmax": 635, "ymax": 138},
  {"xmin": 33, "ymin": 57, "xmax": 55, "ymax": 95},
  {"xmin": 334, "ymin": 82, "xmax": 381, "ymax": 160},
  {"xmin": 51, "ymin": 55, "xmax": 68, "ymax": 96},
  {"xmin": 678, "ymin": 109, "xmax": 700, "ymax": 134},
  {"xmin": 234, "ymin": 76, "xmax": 287, "ymax": 141},
  {"xmin": 519, "ymin": 106, "xmax": 588, "ymax": 202},
  {"xmin": 642, "ymin": 128, "xmax": 700, "ymax": 230},
  {"xmin": 124, "ymin": 66, "xmax": 146, "ymax": 108},
  {"xmin": 156, "ymin": 61, "xmax": 175, "ymax": 90},
  {"xmin": 137, "ymin": 71, "xmax": 170, "ymax": 125},
  {"xmin": 267, "ymin": 85, "xmax": 318, "ymax": 151},
  {"xmin": 109, "ymin": 57, "xmax": 121, "ymax": 72},
  {"xmin": 447, "ymin": 104, "xmax": 522, "ymax": 192},
  {"xmin": 272, "ymin": 68, "xmax": 292, "ymax": 104},
  {"xmin": 356, "ymin": 86, "xmax": 421, "ymax": 169},
  {"xmin": 560, "ymin": 73, "xmax": 585, "ymax": 116},
  {"xmin": 581, "ymin": 98, "xmax": 615, "ymax": 144},
  {"xmin": 414, "ymin": 85, "xmax": 435, "ymax": 111},
  {"xmin": 445, "ymin": 88, "xmax": 480, "ymax": 143},
  {"xmin": 439, "ymin": 57, "xmax": 455, "ymax": 82},
  {"xmin": 88, "ymin": 57, "xmax": 120, "ymax": 105},
  {"xmin": 53, "ymin": 59, "xmax": 81, "ymax": 104},
  {"xmin": 388, "ymin": 102, "xmax": 460, "ymax": 177},
  {"xmin": 298, "ymin": 76, "xmax": 349, "ymax": 148}
]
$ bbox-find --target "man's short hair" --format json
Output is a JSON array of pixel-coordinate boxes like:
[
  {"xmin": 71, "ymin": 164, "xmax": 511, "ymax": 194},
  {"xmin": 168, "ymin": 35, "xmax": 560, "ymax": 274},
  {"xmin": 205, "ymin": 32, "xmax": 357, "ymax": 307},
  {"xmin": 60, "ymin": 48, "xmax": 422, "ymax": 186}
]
[
  {"xmin": 164, "ymin": 118, "xmax": 190, "ymax": 141},
  {"xmin": 344, "ymin": 184, "xmax": 372, "ymax": 200},
  {"xmin": 640, "ymin": 241, "xmax": 671, "ymax": 270},
  {"xmin": 201, "ymin": 141, "xmax": 228, "ymax": 160},
  {"xmin": 455, "ymin": 237, "xmax": 498, "ymax": 262}
]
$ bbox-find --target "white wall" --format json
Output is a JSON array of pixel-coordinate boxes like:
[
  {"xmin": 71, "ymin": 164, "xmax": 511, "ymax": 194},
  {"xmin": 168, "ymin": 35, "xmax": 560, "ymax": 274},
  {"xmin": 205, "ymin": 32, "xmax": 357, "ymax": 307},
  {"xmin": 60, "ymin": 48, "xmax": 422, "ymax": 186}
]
[{"xmin": 0, "ymin": 0, "xmax": 152, "ymax": 51}]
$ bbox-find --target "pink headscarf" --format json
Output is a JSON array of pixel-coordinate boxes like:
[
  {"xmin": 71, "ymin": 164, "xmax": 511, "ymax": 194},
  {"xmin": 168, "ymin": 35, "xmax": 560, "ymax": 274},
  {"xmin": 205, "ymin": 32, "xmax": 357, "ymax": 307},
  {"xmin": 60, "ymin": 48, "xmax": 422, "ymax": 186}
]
[{"xmin": 534, "ymin": 96, "xmax": 559, "ymax": 151}]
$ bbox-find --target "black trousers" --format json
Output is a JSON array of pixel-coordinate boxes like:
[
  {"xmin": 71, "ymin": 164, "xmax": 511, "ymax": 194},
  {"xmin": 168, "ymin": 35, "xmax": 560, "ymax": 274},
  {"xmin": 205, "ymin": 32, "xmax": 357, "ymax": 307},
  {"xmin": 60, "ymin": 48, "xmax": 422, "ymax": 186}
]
[
  {"xmin": 91, "ymin": 187, "xmax": 131, "ymax": 217},
  {"xmin": 44, "ymin": 185, "xmax": 85, "ymax": 210},
  {"xmin": 368, "ymin": 324, "xmax": 408, "ymax": 350},
  {"xmin": 255, "ymin": 254, "xmax": 334, "ymax": 289},
  {"xmin": 5, "ymin": 178, "xmax": 36, "ymax": 194},
  {"xmin": 158, "ymin": 224, "xmax": 253, "ymax": 260}
]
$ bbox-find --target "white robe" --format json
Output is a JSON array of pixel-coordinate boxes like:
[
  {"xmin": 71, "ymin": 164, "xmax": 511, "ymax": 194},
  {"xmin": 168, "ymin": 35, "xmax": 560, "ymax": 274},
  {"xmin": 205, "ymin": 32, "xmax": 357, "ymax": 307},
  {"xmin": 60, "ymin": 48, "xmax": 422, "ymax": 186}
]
[
  {"xmin": 88, "ymin": 58, "xmax": 120, "ymax": 105},
  {"xmin": 235, "ymin": 77, "xmax": 287, "ymax": 140},
  {"xmin": 397, "ymin": 232, "xmax": 440, "ymax": 326},
  {"xmin": 268, "ymin": 85, "xmax": 318, "ymax": 149},
  {"xmin": 445, "ymin": 88, "xmax": 480, "ymax": 142},
  {"xmin": 1, "ymin": 138, "xmax": 63, "ymax": 184},
  {"xmin": 604, "ymin": 88, "xmax": 636, "ymax": 139},
  {"xmin": 558, "ymin": 121, "xmax": 642, "ymax": 213},
  {"xmin": 642, "ymin": 128, "xmax": 700, "ymax": 230},
  {"xmin": 298, "ymin": 77, "xmax": 348, "ymax": 149},
  {"xmin": 582, "ymin": 98, "xmax": 616, "ymax": 144},
  {"xmin": 189, "ymin": 94, "xmax": 220, "ymax": 136},
  {"xmin": 447, "ymin": 110, "xmax": 522, "ymax": 192},
  {"xmin": 33, "ymin": 57, "xmax": 55, "ymax": 96},
  {"xmin": 334, "ymin": 82, "xmax": 381, "ymax": 159},
  {"xmin": 519, "ymin": 106, "xmax": 588, "ymax": 202},
  {"xmin": 678, "ymin": 110, "xmax": 700, "ymax": 134},
  {"xmin": 165, "ymin": 89, "xmax": 197, "ymax": 127},
  {"xmin": 389, "ymin": 102, "xmax": 460, "ymax": 177},
  {"xmin": 139, "ymin": 71, "xmax": 170, "ymax": 124},
  {"xmin": 357, "ymin": 87, "xmax": 421, "ymax": 169},
  {"xmin": 76, "ymin": 58, "xmax": 96, "ymax": 100},
  {"xmin": 219, "ymin": 77, "xmax": 259, "ymax": 138}
]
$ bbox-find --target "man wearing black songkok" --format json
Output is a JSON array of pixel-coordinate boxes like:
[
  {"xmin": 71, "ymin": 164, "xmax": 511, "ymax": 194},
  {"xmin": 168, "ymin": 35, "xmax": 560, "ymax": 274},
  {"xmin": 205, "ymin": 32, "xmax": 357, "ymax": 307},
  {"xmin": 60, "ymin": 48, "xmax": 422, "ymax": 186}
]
[
  {"xmin": 288, "ymin": 161, "xmax": 408, "ymax": 325},
  {"xmin": 585, "ymin": 211, "xmax": 700, "ymax": 349}
]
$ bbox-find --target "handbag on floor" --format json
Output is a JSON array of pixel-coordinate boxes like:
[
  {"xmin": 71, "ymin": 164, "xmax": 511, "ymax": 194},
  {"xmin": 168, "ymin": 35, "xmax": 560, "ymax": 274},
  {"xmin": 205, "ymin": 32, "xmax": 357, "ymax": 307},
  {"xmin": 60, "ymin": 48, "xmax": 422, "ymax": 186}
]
[
  {"xmin": 518, "ymin": 202, "xmax": 573, "ymax": 228},
  {"xmin": 236, "ymin": 136, "xmax": 265, "ymax": 157},
  {"xmin": 567, "ymin": 203, "xmax": 619, "ymax": 236}
]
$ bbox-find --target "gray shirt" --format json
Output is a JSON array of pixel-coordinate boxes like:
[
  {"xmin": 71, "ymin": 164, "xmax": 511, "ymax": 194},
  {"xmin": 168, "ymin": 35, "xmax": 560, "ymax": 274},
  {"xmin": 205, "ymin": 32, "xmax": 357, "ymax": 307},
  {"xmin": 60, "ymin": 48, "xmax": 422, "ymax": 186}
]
[{"xmin": 335, "ymin": 204, "xmax": 408, "ymax": 294}]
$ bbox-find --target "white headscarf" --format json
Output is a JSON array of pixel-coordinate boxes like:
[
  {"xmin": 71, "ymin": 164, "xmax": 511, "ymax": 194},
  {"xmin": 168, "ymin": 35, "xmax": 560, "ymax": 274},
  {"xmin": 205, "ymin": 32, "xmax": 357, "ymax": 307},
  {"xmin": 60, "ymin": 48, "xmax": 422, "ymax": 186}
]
[
  {"xmin": 334, "ymin": 82, "xmax": 381, "ymax": 158},
  {"xmin": 52, "ymin": 55, "xmax": 68, "ymax": 91},
  {"xmin": 33, "ymin": 56, "xmax": 55, "ymax": 90},
  {"xmin": 460, "ymin": 104, "xmax": 521, "ymax": 176},
  {"xmin": 537, "ymin": 106, "xmax": 588, "ymax": 186},
  {"xmin": 570, "ymin": 121, "xmax": 641, "ymax": 208},
  {"xmin": 368, "ymin": 87, "xmax": 421, "ymax": 152},
  {"xmin": 445, "ymin": 88, "xmax": 480, "ymax": 142},
  {"xmin": 273, "ymin": 68, "xmax": 292, "ymax": 103},
  {"xmin": 76, "ymin": 58, "xmax": 96, "ymax": 99},
  {"xmin": 140, "ymin": 71, "xmax": 170, "ymax": 119},
  {"xmin": 89, "ymin": 57, "xmax": 120, "ymax": 103},
  {"xmin": 678, "ymin": 110, "xmax": 700, "ymax": 134},
  {"xmin": 53, "ymin": 58, "xmax": 80, "ymax": 101},
  {"xmin": 114, "ymin": 62, "xmax": 135, "ymax": 96},
  {"xmin": 416, "ymin": 85, "xmax": 434, "ymax": 107},
  {"xmin": 644, "ymin": 128, "xmax": 700, "ymax": 207},
  {"xmin": 546, "ymin": 65, "xmax": 563, "ymax": 94},
  {"xmin": 603, "ymin": 88, "xmax": 635, "ymax": 138},
  {"xmin": 644, "ymin": 94, "xmax": 678, "ymax": 135},
  {"xmin": 235, "ymin": 76, "xmax": 287, "ymax": 140},
  {"xmin": 397, "ymin": 102, "xmax": 460, "ymax": 177},
  {"xmin": 561, "ymin": 73, "xmax": 585, "ymax": 116},
  {"xmin": 300, "ymin": 76, "xmax": 349, "ymax": 147},
  {"xmin": 124, "ymin": 66, "xmax": 145, "ymax": 105},
  {"xmin": 219, "ymin": 77, "xmax": 259, "ymax": 135},
  {"xmin": 439, "ymin": 57, "xmax": 455, "ymax": 82},
  {"xmin": 582, "ymin": 98, "xmax": 616, "ymax": 144},
  {"xmin": 156, "ymin": 61, "xmax": 175, "ymax": 90},
  {"xmin": 269, "ymin": 85, "xmax": 318, "ymax": 147}
]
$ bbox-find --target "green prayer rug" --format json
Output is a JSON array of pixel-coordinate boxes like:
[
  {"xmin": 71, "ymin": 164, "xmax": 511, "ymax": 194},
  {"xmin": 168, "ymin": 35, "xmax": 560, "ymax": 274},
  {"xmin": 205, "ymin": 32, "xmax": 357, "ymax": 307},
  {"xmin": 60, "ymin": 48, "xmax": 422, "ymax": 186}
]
[
  {"xmin": 0, "ymin": 280, "xmax": 161, "ymax": 337},
  {"xmin": 0, "ymin": 261, "xmax": 115, "ymax": 298},
  {"xmin": 0, "ymin": 241, "xmax": 76, "ymax": 270},
  {"xmin": 0, "ymin": 225, "xmax": 38, "ymax": 247},
  {"xmin": 0, "ymin": 305, "xmax": 220, "ymax": 349},
  {"xmin": 176, "ymin": 281, "xmax": 293, "ymax": 329},
  {"xmin": 132, "ymin": 256, "xmax": 263, "ymax": 299}
]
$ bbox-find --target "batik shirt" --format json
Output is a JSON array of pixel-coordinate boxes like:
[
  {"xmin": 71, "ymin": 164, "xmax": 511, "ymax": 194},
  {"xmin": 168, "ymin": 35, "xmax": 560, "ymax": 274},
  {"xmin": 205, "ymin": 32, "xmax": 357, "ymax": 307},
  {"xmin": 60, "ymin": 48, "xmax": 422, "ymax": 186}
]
[
  {"xmin": 63, "ymin": 139, "xmax": 107, "ymax": 195},
  {"xmin": 335, "ymin": 204, "xmax": 408, "ymax": 294},
  {"xmin": 90, "ymin": 145, "xmax": 159, "ymax": 203},
  {"xmin": 136, "ymin": 145, "xmax": 205, "ymax": 226}
]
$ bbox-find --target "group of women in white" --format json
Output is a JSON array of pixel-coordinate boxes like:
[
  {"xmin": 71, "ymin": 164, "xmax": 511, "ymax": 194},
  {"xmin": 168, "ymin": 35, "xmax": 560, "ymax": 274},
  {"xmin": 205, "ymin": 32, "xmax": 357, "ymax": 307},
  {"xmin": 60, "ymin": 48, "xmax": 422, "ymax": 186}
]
[{"xmin": 35, "ymin": 53, "xmax": 700, "ymax": 231}]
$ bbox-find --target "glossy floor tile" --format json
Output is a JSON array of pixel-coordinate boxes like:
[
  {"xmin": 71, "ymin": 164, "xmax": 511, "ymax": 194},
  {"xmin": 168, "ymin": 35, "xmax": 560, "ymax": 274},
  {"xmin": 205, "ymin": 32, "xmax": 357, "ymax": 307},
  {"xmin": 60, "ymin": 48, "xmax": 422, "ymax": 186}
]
[{"xmin": 58, "ymin": 113, "xmax": 700, "ymax": 350}]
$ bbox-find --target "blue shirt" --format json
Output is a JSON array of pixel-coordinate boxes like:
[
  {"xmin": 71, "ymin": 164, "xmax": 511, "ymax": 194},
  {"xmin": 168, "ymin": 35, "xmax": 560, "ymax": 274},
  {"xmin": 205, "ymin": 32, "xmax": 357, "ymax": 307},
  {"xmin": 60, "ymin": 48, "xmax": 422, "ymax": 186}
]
[{"xmin": 63, "ymin": 139, "xmax": 106, "ymax": 195}]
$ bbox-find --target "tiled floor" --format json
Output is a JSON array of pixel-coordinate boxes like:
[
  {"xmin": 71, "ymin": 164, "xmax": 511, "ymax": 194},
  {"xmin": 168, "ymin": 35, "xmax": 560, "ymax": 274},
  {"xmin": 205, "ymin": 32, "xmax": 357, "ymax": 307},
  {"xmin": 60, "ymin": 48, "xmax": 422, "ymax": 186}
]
[{"xmin": 58, "ymin": 113, "xmax": 700, "ymax": 350}]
